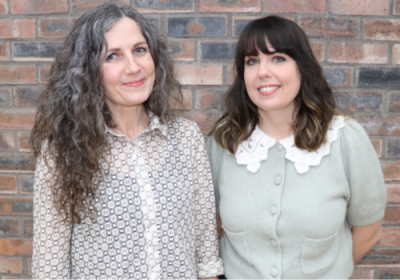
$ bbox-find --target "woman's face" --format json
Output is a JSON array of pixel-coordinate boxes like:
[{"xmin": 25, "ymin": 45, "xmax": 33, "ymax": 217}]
[
  {"xmin": 102, "ymin": 17, "xmax": 155, "ymax": 113},
  {"xmin": 244, "ymin": 41, "xmax": 301, "ymax": 117}
]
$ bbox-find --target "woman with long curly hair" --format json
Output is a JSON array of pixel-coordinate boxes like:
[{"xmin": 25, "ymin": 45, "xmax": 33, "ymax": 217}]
[
  {"xmin": 207, "ymin": 16, "xmax": 386, "ymax": 279},
  {"xmin": 31, "ymin": 3, "xmax": 223, "ymax": 279}
]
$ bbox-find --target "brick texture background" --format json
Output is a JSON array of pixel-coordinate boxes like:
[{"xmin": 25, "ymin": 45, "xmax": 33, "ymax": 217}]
[{"xmin": 0, "ymin": 0, "xmax": 399, "ymax": 278}]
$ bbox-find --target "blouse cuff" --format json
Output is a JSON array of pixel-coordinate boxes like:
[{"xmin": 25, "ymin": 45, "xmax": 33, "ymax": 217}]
[{"xmin": 197, "ymin": 259, "xmax": 224, "ymax": 279}]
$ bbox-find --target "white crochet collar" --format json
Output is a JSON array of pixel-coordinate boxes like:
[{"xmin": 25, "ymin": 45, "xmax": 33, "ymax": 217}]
[{"xmin": 235, "ymin": 115, "xmax": 345, "ymax": 174}]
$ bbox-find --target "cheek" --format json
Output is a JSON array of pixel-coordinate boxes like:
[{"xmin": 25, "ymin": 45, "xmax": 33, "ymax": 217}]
[{"xmin": 102, "ymin": 65, "xmax": 119, "ymax": 89}]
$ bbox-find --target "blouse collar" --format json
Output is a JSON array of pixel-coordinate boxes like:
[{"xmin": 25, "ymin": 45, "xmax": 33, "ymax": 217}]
[
  {"xmin": 235, "ymin": 115, "xmax": 345, "ymax": 174},
  {"xmin": 105, "ymin": 111, "xmax": 169, "ymax": 139}
]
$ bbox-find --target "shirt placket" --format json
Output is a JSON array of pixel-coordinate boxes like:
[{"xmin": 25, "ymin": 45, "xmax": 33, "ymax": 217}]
[{"xmin": 133, "ymin": 138, "xmax": 160, "ymax": 280}]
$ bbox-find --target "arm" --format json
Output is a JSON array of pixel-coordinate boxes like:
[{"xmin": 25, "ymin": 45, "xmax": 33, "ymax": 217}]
[
  {"xmin": 352, "ymin": 220, "xmax": 382, "ymax": 264},
  {"xmin": 32, "ymin": 153, "xmax": 72, "ymax": 279},
  {"xmin": 190, "ymin": 124, "xmax": 224, "ymax": 279}
]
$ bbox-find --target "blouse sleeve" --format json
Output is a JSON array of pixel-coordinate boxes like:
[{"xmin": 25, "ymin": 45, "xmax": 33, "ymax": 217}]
[
  {"xmin": 340, "ymin": 119, "xmax": 387, "ymax": 227},
  {"xmin": 32, "ymin": 152, "xmax": 72, "ymax": 279},
  {"xmin": 190, "ymin": 124, "xmax": 224, "ymax": 278}
]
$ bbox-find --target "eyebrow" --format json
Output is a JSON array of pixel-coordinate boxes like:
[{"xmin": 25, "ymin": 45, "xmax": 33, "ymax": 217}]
[{"xmin": 106, "ymin": 41, "xmax": 148, "ymax": 53}]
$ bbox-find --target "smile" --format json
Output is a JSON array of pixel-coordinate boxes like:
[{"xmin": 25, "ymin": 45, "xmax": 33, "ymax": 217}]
[
  {"xmin": 258, "ymin": 85, "xmax": 280, "ymax": 95},
  {"xmin": 123, "ymin": 79, "xmax": 145, "ymax": 87}
]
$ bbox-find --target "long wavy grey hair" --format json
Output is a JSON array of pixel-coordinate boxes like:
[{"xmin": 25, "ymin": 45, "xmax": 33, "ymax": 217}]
[{"xmin": 30, "ymin": 3, "xmax": 182, "ymax": 224}]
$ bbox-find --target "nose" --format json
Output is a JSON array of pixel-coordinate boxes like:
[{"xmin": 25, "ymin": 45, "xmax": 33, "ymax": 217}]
[
  {"xmin": 125, "ymin": 55, "xmax": 140, "ymax": 74},
  {"xmin": 257, "ymin": 59, "xmax": 272, "ymax": 78}
]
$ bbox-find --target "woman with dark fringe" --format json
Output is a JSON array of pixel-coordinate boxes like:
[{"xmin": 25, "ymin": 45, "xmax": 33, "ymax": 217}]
[{"xmin": 207, "ymin": 16, "xmax": 386, "ymax": 279}]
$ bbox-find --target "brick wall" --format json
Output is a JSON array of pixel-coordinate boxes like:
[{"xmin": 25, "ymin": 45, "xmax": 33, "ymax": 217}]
[{"xmin": 0, "ymin": 0, "xmax": 399, "ymax": 278}]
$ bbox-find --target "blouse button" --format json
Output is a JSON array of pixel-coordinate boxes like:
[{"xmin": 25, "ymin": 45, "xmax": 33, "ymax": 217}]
[
  {"xmin": 274, "ymin": 176, "xmax": 282, "ymax": 185},
  {"xmin": 271, "ymin": 268, "xmax": 279, "ymax": 277},
  {"xmin": 276, "ymin": 143, "xmax": 284, "ymax": 151},
  {"xmin": 270, "ymin": 206, "xmax": 278, "ymax": 215}
]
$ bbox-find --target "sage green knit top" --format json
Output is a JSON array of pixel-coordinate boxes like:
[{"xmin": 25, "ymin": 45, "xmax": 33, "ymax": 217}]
[{"xmin": 207, "ymin": 117, "xmax": 386, "ymax": 279}]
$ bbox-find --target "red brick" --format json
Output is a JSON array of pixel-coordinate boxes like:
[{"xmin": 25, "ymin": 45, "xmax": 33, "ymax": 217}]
[
  {"xmin": 380, "ymin": 228, "xmax": 400, "ymax": 246},
  {"xmin": 0, "ymin": 256, "xmax": 23, "ymax": 274},
  {"xmin": 264, "ymin": 0, "xmax": 325, "ymax": 13},
  {"xmin": 0, "ymin": 132, "xmax": 14, "ymax": 151},
  {"xmin": 0, "ymin": 219, "xmax": 19, "ymax": 236},
  {"xmin": 330, "ymin": 0, "xmax": 390, "ymax": 15},
  {"xmin": 169, "ymin": 40, "xmax": 195, "ymax": 61},
  {"xmin": 11, "ymin": 0, "xmax": 67, "ymax": 14},
  {"xmin": 0, "ymin": 110, "xmax": 35, "ymax": 130},
  {"xmin": 23, "ymin": 219, "xmax": 33, "ymax": 237},
  {"xmin": 381, "ymin": 161, "xmax": 400, "ymax": 181},
  {"xmin": 18, "ymin": 132, "xmax": 31, "ymax": 152},
  {"xmin": 0, "ymin": 87, "xmax": 11, "ymax": 107},
  {"xmin": 379, "ymin": 269, "xmax": 400, "ymax": 279},
  {"xmin": 184, "ymin": 112, "xmax": 221, "ymax": 134},
  {"xmin": 0, "ymin": 0, "xmax": 7, "ymax": 14},
  {"xmin": 0, "ymin": 176, "xmax": 17, "ymax": 193},
  {"xmin": 323, "ymin": 67, "xmax": 353, "ymax": 87},
  {"xmin": 350, "ymin": 268, "xmax": 375, "ymax": 279},
  {"xmin": 311, "ymin": 41, "xmax": 324, "ymax": 62},
  {"xmin": 300, "ymin": 17, "xmax": 359, "ymax": 39},
  {"xmin": 72, "ymin": 0, "xmax": 129, "ymax": 14},
  {"xmin": 328, "ymin": 42, "xmax": 388, "ymax": 64},
  {"xmin": 27, "ymin": 258, "xmax": 31, "ymax": 275},
  {"xmin": 199, "ymin": 0, "xmax": 260, "ymax": 12},
  {"xmin": 387, "ymin": 184, "xmax": 400, "ymax": 203},
  {"xmin": 371, "ymin": 139, "xmax": 383, "ymax": 158},
  {"xmin": 0, "ymin": 65, "xmax": 36, "ymax": 85},
  {"xmin": 175, "ymin": 64, "xmax": 223, "ymax": 85},
  {"xmin": 0, "ymin": 153, "xmax": 35, "ymax": 172},
  {"xmin": 383, "ymin": 206, "xmax": 400, "ymax": 225},
  {"xmin": 194, "ymin": 89, "xmax": 224, "ymax": 110},
  {"xmin": 364, "ymin": 19, "xmax": 400, "ymax": 41},
  {"xmin": 227, "ymin": 64, "xmax": 235, "ymax": 85},
  {"xmin": 39, "ymin": 64, "xmax": 51, "ymax": 84},
  {"xmin": 393, "ymin": 44, "xmax": 400, "ymax": 65},
  {"xmin": 395, "ymin": 0, "xmax": 400, "ymax": 15},
  {"xmin": 39, "ymin": 17, "xmax": 77, "ymax": 38},
  {"xmin": 170, "ymin": 89, "xmax": 192, "ymax": 110},
  {"xmin": 389, "ymin": 92, "xmax": 400, "ymax": 113},
  {"xmin": 0, "ymin": 41, "xmax": 10, "ymax": 61},
  {"xmin": 0, "ymin": 197, "xmax": 33, "ymax": 215},
  {"xmin": 335, "ymin": 91, "xmax": 382, "ymax": 112},
  {"xmin": 355, "ymin": 115, "xmax": 400, "ymax": 136},
  {"xmin": 0, "ymin": 239, "xmax": 32, "ymax": 256},
  {"xmin": 14, "ymin": 87, "xmax": 43, "ymax": 107},
  {"xmin": 0, "ymin": 19, "xmax": 36, "ymax": 39},
  {"xmin": 359, "ymin": 248, "xmax": 400, "ymax": 265}
]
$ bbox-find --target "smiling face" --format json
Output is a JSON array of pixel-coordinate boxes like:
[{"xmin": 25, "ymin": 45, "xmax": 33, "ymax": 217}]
[
  {"xmin": 102, "ymin": 17, "xmax": 155, "ymax": 113},
  {"xmin": 244, "ymin": 42, "xmax": 301, "ymax": 117}
]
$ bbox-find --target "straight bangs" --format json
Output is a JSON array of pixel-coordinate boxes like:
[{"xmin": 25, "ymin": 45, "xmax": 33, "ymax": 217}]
[{"xmin": 237, "ymin": 17, "xmax": 301, "ymax": 75}]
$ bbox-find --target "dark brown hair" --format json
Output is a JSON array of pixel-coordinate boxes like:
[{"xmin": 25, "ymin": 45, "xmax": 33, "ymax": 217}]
[
  {"xmin": 210, "ymin": 15, "xmax": 341, "ymax": 154},
  {"xmin": 30, "ymin": 3, "xmax": 182, "ymax": 224}
]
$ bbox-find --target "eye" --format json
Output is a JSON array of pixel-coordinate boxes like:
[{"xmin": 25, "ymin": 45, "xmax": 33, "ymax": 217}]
[
  {"xmin": 134, "ymin": 46, "xmax": 147, "ymax": 54},
  {"xmin": 106, "ymin": 53, "xmax": 117, "ymax": 61},
  {"xmin": 272, "ymin": 55, "xmax": 286, "ymax": 63},
  {"xmin": 245, "ymin": 57, "xmax": 258, "ymax": 66}
]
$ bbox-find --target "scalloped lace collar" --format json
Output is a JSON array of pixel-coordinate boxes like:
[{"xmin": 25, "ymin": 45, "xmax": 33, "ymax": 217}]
[{"xmin": 235, "ymin": 115, "xmax": 345, "ymax": 174}]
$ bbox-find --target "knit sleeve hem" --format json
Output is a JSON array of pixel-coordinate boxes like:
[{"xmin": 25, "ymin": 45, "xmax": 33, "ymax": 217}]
[{"xmin": 348, "ymin": 209, "xmax": 385, "ymax": 227}]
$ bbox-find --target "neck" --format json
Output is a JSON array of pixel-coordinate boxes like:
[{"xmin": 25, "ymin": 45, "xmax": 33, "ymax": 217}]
[
  {"xmin": 108, "ymin": 104, "xmax": 150, "ymax": 140},
  {"xmin": 258, "ymin": 106, "xmax": 296, "ymax": 141}
]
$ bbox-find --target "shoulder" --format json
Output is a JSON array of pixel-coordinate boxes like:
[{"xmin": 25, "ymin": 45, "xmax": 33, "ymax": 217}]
[
  {"xmin": 167, "ymin": 116, "xmax": 202, "ymax": 134},
  {"xmin": 338, "ymin": 116, "xmax": 373, "ymax": 147}
]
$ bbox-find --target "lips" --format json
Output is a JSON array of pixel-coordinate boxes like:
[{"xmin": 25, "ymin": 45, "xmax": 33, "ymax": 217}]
[
  {"xmin": 123, "ymin": 78, "xmax": 145, "ymax": 88},
  {"xmin": 258, "ymin": 85, "xmax": 280, "ymax": 96}
]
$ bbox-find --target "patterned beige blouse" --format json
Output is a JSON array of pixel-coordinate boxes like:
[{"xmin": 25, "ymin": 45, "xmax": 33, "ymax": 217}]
[{"xmin": 32, "ymin": 115, "xmax": 223, "ymax": 279}]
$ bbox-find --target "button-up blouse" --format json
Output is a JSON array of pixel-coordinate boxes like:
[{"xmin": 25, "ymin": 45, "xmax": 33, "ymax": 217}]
[{"xmin": 32, "ymin": 115, "xmax": 223, "ymax": 279}]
